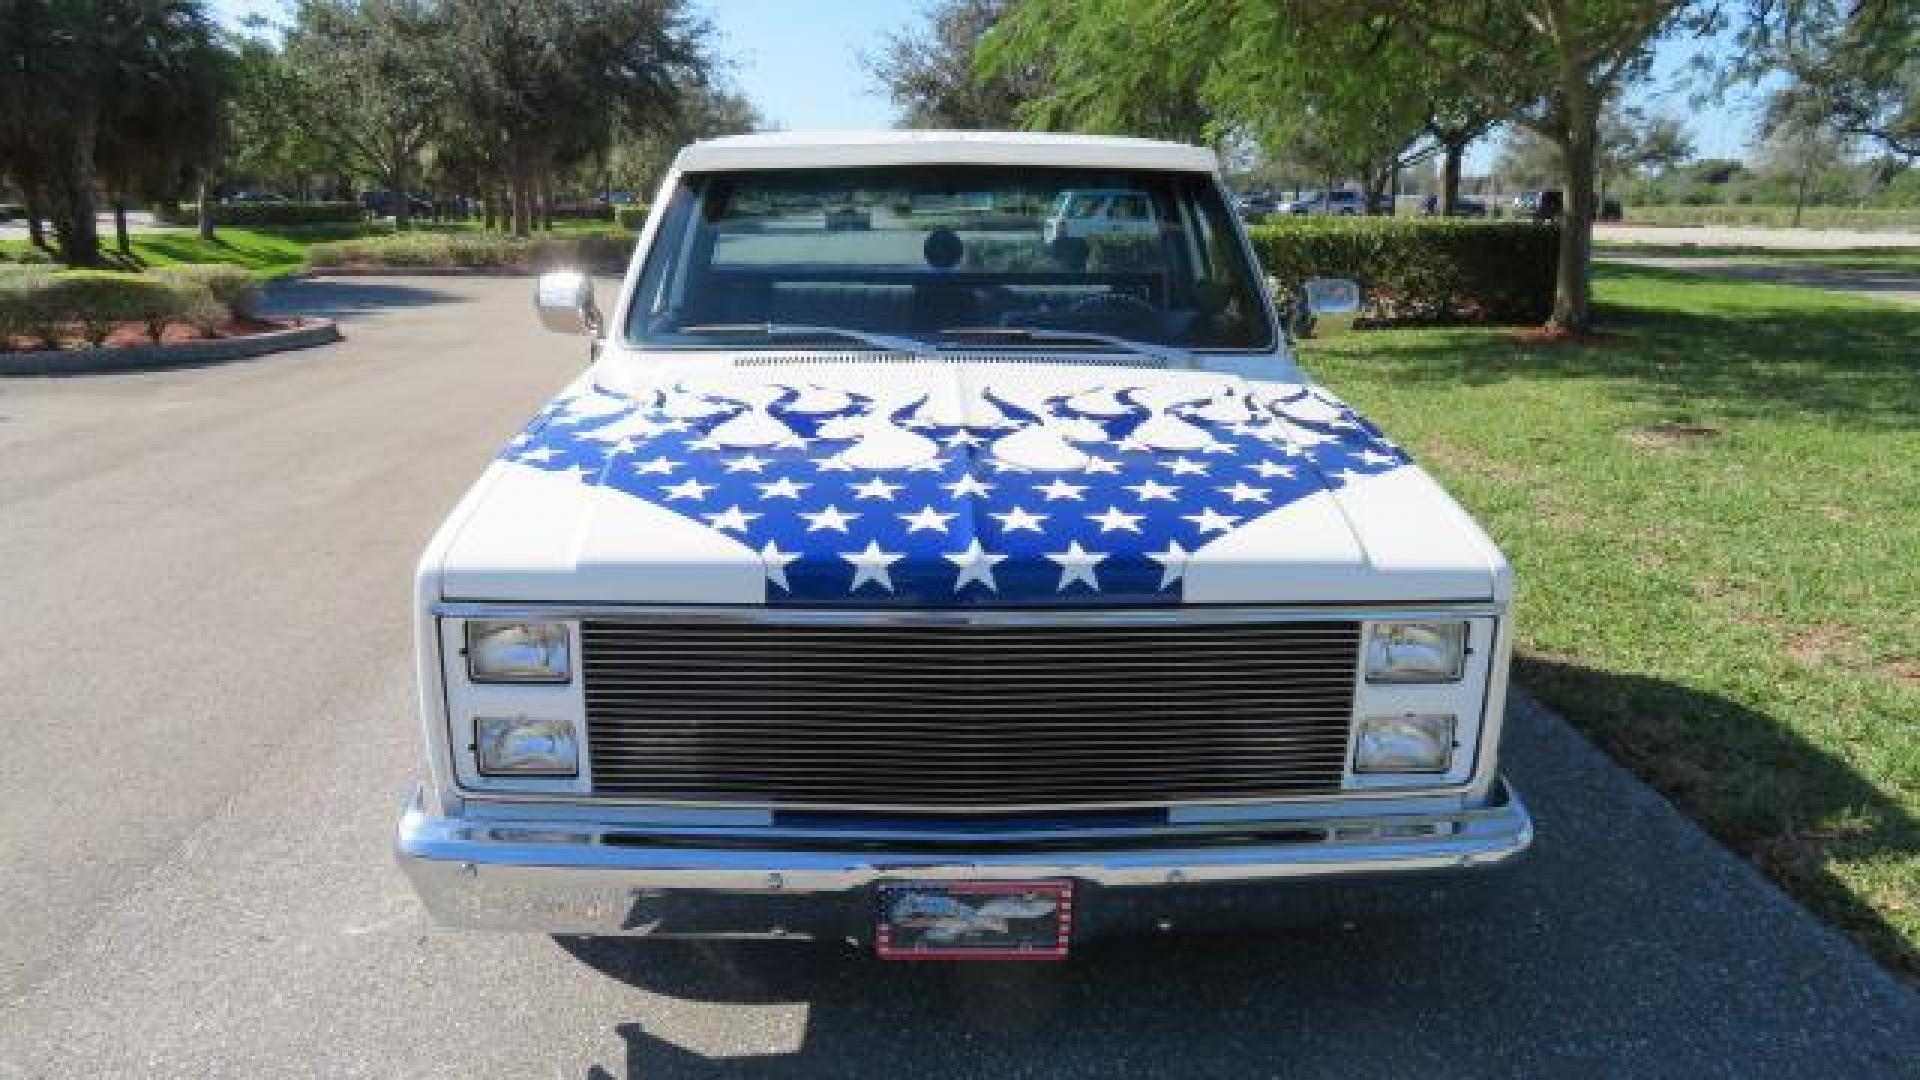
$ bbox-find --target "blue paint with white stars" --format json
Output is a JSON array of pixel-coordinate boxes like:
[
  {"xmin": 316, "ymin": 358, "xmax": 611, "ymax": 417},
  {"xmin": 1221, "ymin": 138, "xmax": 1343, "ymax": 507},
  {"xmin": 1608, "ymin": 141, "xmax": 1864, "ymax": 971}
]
[{"xmin": 499, "ymin": 375, "xmax": 1409, "ymax": 607}]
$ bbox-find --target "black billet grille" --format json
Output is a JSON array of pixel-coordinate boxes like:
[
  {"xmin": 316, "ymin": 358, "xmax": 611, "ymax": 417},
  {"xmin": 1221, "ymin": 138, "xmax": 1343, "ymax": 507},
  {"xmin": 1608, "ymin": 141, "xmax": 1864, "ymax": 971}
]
[{"xmin": 581, "ymin": 619, "xmax": 1360, "ymax": 809}]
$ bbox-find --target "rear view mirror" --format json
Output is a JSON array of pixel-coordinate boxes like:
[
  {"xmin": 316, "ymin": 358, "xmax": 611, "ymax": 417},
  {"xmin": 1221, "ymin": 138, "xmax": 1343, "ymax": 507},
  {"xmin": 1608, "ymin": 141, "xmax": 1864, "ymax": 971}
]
[
  {"xmin": 534, "ymin": 271, "xmax": 600, "ymax": 336},
  {"xmin": 1300, "ymin": 277, "xmax": 1360, "ymax": 338}
]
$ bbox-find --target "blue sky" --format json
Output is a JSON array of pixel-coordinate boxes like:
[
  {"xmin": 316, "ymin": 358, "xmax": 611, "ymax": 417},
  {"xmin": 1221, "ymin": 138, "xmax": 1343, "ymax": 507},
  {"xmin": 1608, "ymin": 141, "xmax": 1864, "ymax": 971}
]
[{"xmin": 211, "ymin": 0, "xmax": 1762, "ymax": 167}]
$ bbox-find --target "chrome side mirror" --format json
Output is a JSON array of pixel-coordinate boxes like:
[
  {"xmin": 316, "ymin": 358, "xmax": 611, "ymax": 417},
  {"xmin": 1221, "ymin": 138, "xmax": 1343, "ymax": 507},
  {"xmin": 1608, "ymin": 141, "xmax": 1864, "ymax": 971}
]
[
  {"xmin": 1300, "ymin": 276, "xmax": 1361, "ymax": 338},
  {"xmin": 535, "ymin": 271, "xmax": 600, "ymax": 336}
]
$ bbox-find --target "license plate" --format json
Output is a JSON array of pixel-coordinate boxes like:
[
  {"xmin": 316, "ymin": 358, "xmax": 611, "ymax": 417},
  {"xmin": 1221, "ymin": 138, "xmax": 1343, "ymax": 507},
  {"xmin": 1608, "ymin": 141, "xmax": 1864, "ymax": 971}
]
[{"xmin": 876, "ymin": 880, "xmax": 1073, "ymax": 959}]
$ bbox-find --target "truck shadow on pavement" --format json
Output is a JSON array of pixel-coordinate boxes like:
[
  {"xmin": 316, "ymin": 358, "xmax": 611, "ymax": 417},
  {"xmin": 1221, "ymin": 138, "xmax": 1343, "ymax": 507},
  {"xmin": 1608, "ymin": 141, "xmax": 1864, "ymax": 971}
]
[{"xmin": 560, "ymin": 686, "xmax": 1920, "ymax": 1079}]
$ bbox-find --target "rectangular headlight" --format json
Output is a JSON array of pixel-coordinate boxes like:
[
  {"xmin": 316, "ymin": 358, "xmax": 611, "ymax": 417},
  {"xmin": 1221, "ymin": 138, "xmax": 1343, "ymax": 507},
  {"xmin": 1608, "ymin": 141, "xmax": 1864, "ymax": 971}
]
[
  {"xmin": 476, "ymin": 716, "xmax": 579, "ymax": 775},
  {"xmin": 1365, "ymin": 621, "xmax": 1467, "ymax": 683},
  {"xmin": 466, "ymin": 620, "xmax": 571, "ymax": 683},
  {"xmin": 1354, "ymin": 714, "xmax": 1455, "ymax": 774}
]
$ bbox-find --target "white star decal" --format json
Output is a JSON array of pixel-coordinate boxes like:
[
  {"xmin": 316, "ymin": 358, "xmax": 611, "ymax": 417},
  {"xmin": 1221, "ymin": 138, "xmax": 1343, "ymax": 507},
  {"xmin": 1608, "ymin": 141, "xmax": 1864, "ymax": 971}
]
[
  {"xmin": 521, "ymin": 445, "xmax": 558, "ymax": 464},
  {"xmin": 1199, "ymin": 439, "xmax": 1236, "ymax": 455},
  {"xmin": 1081, "ymin": 456, "xmax": 1121, "ymax": 475},
  {"xmin": 1036, "ymin": 477, "xmax": 1088, "ymax": 501},
  {"xmin": 760, "ymin": 541, "xmax": 799, "ymax": 590},
  {"xmin": 756, "ymin": 476, "xmax": 809, "ymax": 500},
  {"xmin": 662, "ymin": 477, "xmax": 713, "ymax": 501},
  {"xmin": 1218, "ymin": 481, "xmax": 1271, "ymax": 504},
  {"xmin": 801, "ymin": 504, "xmax": 859, "ymax": 532},
  {"xmin": 844, "ymin": 540, "xmax": 902, "ymax": 593},
  {"xmin": 1251, "ymin": 460, "xmax": 1296, "ymax": 479},
  {"xmin": 1045, "ymin": 540, "xmax": 1106, "ymax": 592},
  {"xmin": 991, "ymin": 505, "xmax": 1047, "ymax": 533},
  {"xmin": 1163, "ymin": 457, "xmax": 1209, "ymax": 476},
  {"xmin": 943, "ymin": 474, "xmax": 994, "ymax": 499},
  {"xmin": 1124, "ymin": 478, "xmax": 1179, "ymax": 502},
  {"xmin": 634, "ymin": 455, "xmax": 679, "ymax": 475},
  {"xmin": 703, "ymin": 505, "xmax": 760, "ymax": 533},
  {"xmin": 943, "ymin": 429, "xmax": 984, "ymax": 447},
  {"xmin": 1357, "ymin": 448, "xmax": 1396, "ymax": 466},
  {"xmin": 851, "ymin": 476, "xmax": 903, "ymax": 501},
  {"xmin": 1184, "ymin": 507, "xmax": 1238, "ymax": 534},
  {"xmin": 1087, "ymin": 505, "xmax": 1144, "ymax": 533},
  {"xmin": 724, "ymin": 453, "xmax": 769, "ymax": 473},
  {"xmin": 899, "ymin": 505, "xmax": 956, "ymax": 533},
  {"xmin": 945, "ymin": 538, "xmax": 1007, "ymax": 592},
  {"xmin": 1147, "ymin": 540, "xmax": 1190, "ymax": 589}
]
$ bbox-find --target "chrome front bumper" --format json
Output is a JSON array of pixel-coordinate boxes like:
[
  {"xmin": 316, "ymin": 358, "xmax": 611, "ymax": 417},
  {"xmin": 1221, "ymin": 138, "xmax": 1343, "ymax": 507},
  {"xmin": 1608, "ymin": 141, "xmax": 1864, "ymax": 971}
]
[{"xmin": 396, "ymin": 781, "xmax": 1532, "ymax": 938}]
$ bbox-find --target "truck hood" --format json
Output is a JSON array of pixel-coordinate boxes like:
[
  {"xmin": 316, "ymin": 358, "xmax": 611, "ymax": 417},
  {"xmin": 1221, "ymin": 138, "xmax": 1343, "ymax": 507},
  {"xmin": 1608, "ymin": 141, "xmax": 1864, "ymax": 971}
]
[{"xmin": 433, "ymin": 356, "xmax": 1507, "ymax": 607}]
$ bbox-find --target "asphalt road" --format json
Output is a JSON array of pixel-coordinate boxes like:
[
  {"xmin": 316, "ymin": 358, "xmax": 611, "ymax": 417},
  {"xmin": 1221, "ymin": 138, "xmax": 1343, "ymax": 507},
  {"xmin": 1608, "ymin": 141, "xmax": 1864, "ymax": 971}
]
[{"xmin": 2, "ymin": 276, "xmax": 1916, "ymax": 1078}]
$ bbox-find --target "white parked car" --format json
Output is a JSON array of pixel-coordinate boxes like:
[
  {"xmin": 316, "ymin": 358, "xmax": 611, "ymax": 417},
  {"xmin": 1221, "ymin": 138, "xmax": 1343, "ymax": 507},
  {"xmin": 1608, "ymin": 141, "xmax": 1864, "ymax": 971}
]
[
  {"xmin": 1042, "ymin": 186, "xmax": 1162, "ymax": 241},
  {"xmin": 396, "ymin": 130, "xmax": 1530, "ymax": 959}
]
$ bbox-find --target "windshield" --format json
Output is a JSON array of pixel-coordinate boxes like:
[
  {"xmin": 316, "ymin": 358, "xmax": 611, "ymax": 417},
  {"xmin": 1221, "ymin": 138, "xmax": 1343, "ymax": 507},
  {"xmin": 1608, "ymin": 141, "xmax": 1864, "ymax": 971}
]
[{"xmin": 624, "ymin": 164, "xmax": 1273, "ymax": 352}]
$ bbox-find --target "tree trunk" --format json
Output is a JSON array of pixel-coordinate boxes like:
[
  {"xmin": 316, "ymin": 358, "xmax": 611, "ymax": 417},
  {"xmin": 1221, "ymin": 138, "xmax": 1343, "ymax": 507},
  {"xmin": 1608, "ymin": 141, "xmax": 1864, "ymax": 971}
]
[
  {"xmin": 113, "ymin": 197, "xmax": 131, "ymax": 258},
  {"xmin": 197, "ymin": 178, "xmax": 217, "ymax": 240},
  {"xmin": 393, "ymin": 159, "xmax": 412, "ymax": 231},
  {"xmin": 24, "ymin": 185, "xmax": 47, "ymax": 249},
  {"xmin": 1793, "ymin": 163, "xmax": 1810, "ymax": 228},
  {"xmin": 45, "ymin": 121, "xmax": 103, "ymax": 267},
  {"xmin": 483, "ymin": 190, "xmax": 497, "ymax": 230},
  {"xmin": 1441, "ymin": 143, "xmax": 1464, "ymax": 216},
  {"xmin": 1550, "ymin": 118, "xmax": 1598, "ymax": 333},
  {"xmin": 510, "ymin": 160, "xmax": 533, "ymax": 238}
]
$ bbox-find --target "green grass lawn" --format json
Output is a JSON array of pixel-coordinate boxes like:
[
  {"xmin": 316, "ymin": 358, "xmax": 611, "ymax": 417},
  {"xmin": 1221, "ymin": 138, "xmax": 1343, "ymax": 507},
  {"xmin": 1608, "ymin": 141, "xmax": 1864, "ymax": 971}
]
[
  {"xmin": 1596, "ymin": 242, "xmax": 1920, "ymax": 275},
  {"xmin": 1302, "ymin": 265, "xmax": 1920, "ymax": 980},
  {"xmin": 0, "ymin": 218, "xmax": 625, "ymax": 278}
]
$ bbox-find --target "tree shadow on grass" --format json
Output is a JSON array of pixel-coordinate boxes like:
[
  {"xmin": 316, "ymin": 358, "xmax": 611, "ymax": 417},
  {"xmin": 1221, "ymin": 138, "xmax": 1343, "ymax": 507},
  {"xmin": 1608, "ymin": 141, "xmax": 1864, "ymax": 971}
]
[
  {"xmin": 1342, "ymin": 264, "xmax": 1920, "ymax": 430},
  {"xmin": 1517, "ymin": 654, "xmax": 1919, "ymax": 986}
]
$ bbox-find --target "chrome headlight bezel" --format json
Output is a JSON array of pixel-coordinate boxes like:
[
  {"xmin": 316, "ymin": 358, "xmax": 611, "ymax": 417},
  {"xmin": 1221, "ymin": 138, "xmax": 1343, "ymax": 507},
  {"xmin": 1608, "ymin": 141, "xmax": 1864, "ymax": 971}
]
[
  {"xmin": 465, "ymin": 619, "xmax": 572, "ymax": 684},
  {"xmin": 1364, "ymin": 621, "xmax": 1468, "ymax": 684},
  {"xmin": 475, "ymin": 715, "xmax": 581, "ymax": 776},
  {"xmin": 1352, "ymin": 713, "xmax": 1456, "ymax": 774}
]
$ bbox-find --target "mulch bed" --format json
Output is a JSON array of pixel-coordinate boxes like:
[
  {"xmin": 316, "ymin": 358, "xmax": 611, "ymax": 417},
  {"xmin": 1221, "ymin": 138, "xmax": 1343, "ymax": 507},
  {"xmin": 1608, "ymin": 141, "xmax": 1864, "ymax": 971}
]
[{"xmin": 2, "ymin": 316, "xmax": 305, "ymax": 353}]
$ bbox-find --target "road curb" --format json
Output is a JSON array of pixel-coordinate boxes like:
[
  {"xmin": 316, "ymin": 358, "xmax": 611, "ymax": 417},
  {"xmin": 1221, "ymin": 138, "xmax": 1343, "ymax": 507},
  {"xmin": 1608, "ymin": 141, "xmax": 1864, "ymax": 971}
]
[{"xmin": 0, "ymin": 318, "xmax": 341, "ymax": 377}]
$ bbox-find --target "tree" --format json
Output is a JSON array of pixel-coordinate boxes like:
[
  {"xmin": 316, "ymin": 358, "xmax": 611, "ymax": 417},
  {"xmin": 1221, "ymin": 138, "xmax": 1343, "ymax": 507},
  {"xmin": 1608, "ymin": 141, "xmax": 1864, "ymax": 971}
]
[
  {"xmin": 0, "ymin": 0, "xmax": 232, "ymax": 266},
  {"xmin": 283, "ymin": 0, "xmax": 449, "ymax": 229},
  {"xmin": 1747, "ymin": 0, "xmax": 1918, "ymax": 162},
  {"xmin": 1757, "ymin": 87, "xmax": 1857, "ymax": 224},
  {"xmin": 977, "ymin": 0, "xmax": 1214, "ymax": 141},
  {"xmin": 438, "ymin": 0, "xmax": 712, "ymax": 236},
  {"xmin": 866, "ymin": 0, "xmax": 1037, "ymax": 129}
]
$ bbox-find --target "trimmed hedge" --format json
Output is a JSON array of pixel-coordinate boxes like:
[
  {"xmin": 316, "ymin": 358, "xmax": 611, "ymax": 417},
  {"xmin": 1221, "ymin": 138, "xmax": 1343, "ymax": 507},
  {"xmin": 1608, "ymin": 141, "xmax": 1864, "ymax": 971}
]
[
  {"xmin": 307, "ymin": 229, "xmax": 635, "ymax": 272},
  {"xmin": 1248, "ymin": 218, "xmax": 1559, "ymax": 325},
  {"xmin": 615, "ymin": 204, "xmax": 649, "ymax": 230},
  {"xmin": 153, "ymin": 201, "xmax": 367, "ymax": 228},
  {"xmin": 0, "ymin": 267, "xmax": 249, "ymax": 350}
]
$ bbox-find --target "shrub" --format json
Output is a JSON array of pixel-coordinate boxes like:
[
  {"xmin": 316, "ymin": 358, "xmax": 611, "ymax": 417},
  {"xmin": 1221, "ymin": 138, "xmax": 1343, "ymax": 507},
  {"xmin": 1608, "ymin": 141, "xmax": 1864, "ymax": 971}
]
[
  {"xmin": 615, "ymin": 204, "xmax": 649, "ymax": 230},
  {"xmin": 308, "ymin": 229, "xmax": 635, "ymax": 272},
  {"xmin": 1247, "ymin": 218, "xmax": 1559, "ymax": 325},
  {"xmin": 0, "ymin": 269, "xmax": 239, "ymax": 351},
  {"xmin": 158, "ymin": 264, "xmax": 262, "ymax": 319},
  {"xmin": 152, "ymin": 201, "xmax": 366, "ymax": 228}
]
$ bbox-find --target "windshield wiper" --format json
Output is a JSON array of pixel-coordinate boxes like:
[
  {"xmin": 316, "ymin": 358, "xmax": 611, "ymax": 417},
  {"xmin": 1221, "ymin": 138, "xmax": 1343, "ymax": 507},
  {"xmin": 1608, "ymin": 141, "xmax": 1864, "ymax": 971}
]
[
  {"xmin": 935, "ymin": 326, "xmax": 1196, "ymax": 368},
  {"xmin": 675, "ymin": 322, "xmax": 934, "ymax": 356}
]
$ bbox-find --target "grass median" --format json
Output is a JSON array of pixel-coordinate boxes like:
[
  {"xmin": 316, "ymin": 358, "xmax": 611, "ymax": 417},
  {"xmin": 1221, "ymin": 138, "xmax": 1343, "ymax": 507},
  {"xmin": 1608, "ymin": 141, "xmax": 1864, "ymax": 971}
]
[{"xmin": 1302, "ymin": 265, "xmax": 1920, "ymax": 980}]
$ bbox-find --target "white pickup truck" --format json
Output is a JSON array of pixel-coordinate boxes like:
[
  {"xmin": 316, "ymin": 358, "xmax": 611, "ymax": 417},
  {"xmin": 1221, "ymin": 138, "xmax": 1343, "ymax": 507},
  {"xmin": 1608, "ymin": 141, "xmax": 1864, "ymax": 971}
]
[{"xmin": 395, "ymin": 131, "xmax": 1530, "ymax": 959}]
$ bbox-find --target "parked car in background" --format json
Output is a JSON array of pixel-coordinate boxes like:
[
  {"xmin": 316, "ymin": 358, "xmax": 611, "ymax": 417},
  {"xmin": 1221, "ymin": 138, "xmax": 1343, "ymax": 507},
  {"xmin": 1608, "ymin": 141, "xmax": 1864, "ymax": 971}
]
[
  {"xmin": 221, "ymin": 190, "xmax": 290, "ymax": 204},
  {"xmin": 1509, "ymin": 189, "xmax": 1620, "ymax": 222},
  {"xmin": 1236, "ymin": 193, "xmax": 1280, "ymax": 222},
  {"xmin": 1283, "ymin": 189, "xmax": 1365, "ymax": 216},
  {"xmin": 1043, "ymin": 187, "xmax": 1162, "ymax": 240},
  {"xmin": 395, "ymin": 130, "xmax": 1532, "ymax": 959},
  {"xmin": 362, "ymin": 190, "xmax": 434, "ymax": 219}
]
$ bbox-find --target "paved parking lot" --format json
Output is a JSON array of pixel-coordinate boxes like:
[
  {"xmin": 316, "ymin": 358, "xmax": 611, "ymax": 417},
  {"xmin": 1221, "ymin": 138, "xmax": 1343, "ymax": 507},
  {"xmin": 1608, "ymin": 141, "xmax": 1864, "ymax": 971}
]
[{"xmin": 1, "ymin": 276, "xmax": 1915, "ymax": 1078}]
